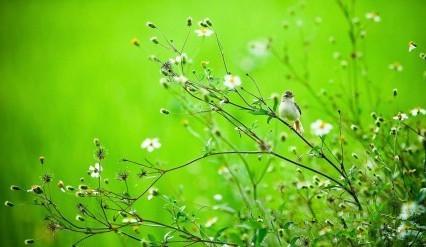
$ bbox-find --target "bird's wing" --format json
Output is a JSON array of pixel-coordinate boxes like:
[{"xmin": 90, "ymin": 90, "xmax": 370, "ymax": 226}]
[{"xmin": 295, "ymin": 102, "xmax": 302, "ymax": 115}]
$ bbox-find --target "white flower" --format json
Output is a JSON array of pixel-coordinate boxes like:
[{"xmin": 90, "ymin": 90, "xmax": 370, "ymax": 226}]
[
  {"xmin": 173, "ymin": 75, "xmax": 188, "ymax": 84},
  {"xmin": 169, "ymin": 53, "xmax": 189, "ymax": 65},
  {"xmin": 213, "ymin": 194, "xmax": 223, "ymax": 201},
  {"xmin": 408, "ymin": 41, "xmax": 417, "ymax": 52},
  {"xmin": 195, "ymin": 27, "xmax": 214, "ymax": 37},
  {"xmin": 248, "ymin": 39, "xmax": 269, "ymax": 57},
  {"xmin": 89, "ymin": 163, "xmax": 103, "ymax": 178},
  {"xmin": 217, "ymin": 166, "xmax": 230, "ymax": 176},
  {"xmin": 392, "ymin": 112, "xmax": 409, "ymax": 121},
  {"xmin": 223, "ymin": 74, "xmax": 241, "ymax": 89},
  {"xmin": 365, "ymin": 12, "xmax": 381, "ymax": 22},
  {"xmin": 122, "ymin": 217, "xmax": 139, "ymax": 223},
  {"xmin": 141, "ymin": 138, "xmax": 161, "ymax": 152},
  {"xmin": 310, "ymin": 119, "xmax": 333, "ymax": 136},
  {"xmin": 389, "ymin": 62, "xmax": 403, "ymax": 72},
  {"xmin": 396, "ymin": 223, "xmax": 419, "ymax": 239},
  {"xmin": 410, "ymin": 107, "xmax": 426, "ymax": 116},
  {"xmin": 204, "ymin": 216, "xmax": 218, "ymax": 228},
  {"xmin": 147, "ymin": 188, "xmax": 159, "ymax": 200},
  {"xmin": 399, "ymin": 201, "xmax": 425, "ymax": 220}
]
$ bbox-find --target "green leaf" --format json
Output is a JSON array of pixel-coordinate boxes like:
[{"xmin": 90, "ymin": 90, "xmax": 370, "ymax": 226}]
[
  {"xmin": 249, "ymin": 108, "xmax": 269, "ymax": 116},
  {"xmin": 253, "ymin": 227, "xmax": 268, "ymax": 247}
]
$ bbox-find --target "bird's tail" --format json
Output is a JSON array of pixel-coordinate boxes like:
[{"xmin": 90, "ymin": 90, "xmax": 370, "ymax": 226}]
[{"xmin": 294, "ymin": 120, "xmax": 304, "ymax": 134}]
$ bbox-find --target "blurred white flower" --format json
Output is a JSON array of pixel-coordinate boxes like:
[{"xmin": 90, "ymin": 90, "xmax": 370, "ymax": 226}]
[
  {"xmin": 213, "ymin": 194, "xmax": 223, "ymax": 201},
  {"xmin": 392, "ymin": 112, "xmax": 409, "ymax": 121},
  {"xmin": 399, "ymin": 201, "xmax": 425, "ymax": 220},
  {"xmin": 365, "ymin": 12, "xmax": 381, "ymax": 22},
  {"xmin": 408, "ymin": 41, "xmax": 417, "ymax": 52},
  {"xmin": 173, "ymin": 75, "xmax": 188, "ymax": 84},
  {"xmin": 195, "ymin": 27, "xmax": 214, "ymax": 37},
  {"xmin": 310, "ymin": 119, "xmax": 333, "ymax": 136},
  {"xmin": 204, "ymin": 216, "xmax": 218, "ymax": 228},
  {"xmin": 248, "ymin": 39, "xmax": 269, "ymax": 57},
  {"xmin": 388, "ymin": 62, "xmax": 403, "ymax": 72},
  {"xmin": 218, "ymin": 166, "xmax": 230, "ymax": 176},
  {"xmin": 122, "ymin": 217, "xmax": 139, "ymax": 223},
  {"xmin": 223, "ymin": 74, "xmax": 241, "ymax": 89},
  {"xmin": 141, "ymin": 138, "xmax": 161, "ymax": 152},
  {"xmin": 410, "ymin": 107, "xmax": 426, "ymax": 116},
  {"xmin": 147, "ymin": 188, "xmax": 159, "ymax": 200},
  {"xmin": 89, "ymin": 163, "xmax": 102, "ymax": 178}
]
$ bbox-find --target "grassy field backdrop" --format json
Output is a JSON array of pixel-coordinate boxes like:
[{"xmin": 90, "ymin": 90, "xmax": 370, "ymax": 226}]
[{"xmin": 1, "ymin": 0, "xmax": 425, "ymax": 246}]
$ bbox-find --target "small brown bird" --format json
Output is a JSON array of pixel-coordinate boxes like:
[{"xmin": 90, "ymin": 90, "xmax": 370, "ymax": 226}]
[{"xmin": 278, "ymin": 90, "xmax": 304, "ymax": 134}]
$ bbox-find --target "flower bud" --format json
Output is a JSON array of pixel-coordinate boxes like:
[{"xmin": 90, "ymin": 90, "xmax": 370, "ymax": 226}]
[
  {"xmin": 39, "ymin": 156, "xmax": 45, "ymax": 165},
  {"xmin": 93, "ymin": 138, "xmax": 100, "ymax": 147},
  {"xmin": 145, "ymin": 22, "xmax": 156, "ymax": 29},
  {"xmin": 66, "ymin": 185, "xmax": 75, "ymax": 191},
  {"xmin": 160, "ymin": 108, "xmax": 169, "ymax": 115},
  {"xmin": 75, "ymin": 214, "xmax": 85, "ymax": 222},
  {"xmin": 131, "ymin": 38, "xmax": 140, "ymax": 47},
  {"xmin": 57, "ymin": 180, "xmax": 65, "ymax": 191},
  {"xmin": 10, "ymin": 185, "xmax": 21, "ymax": 191},
  {"xmin": 24, "ymin": 239, "xmax": 35, "ymax": 245},
  {"xmin": 78, "ymin": 184, "xmax": 88, "ymax": 190},
  {"xmin": 28, "ymin": 185, "xmax": 43, "ymax": 194},
  {"xmin": 4, "ymin": 201, "xmax": 14, "ymax": 207},
  {"xmin": 150, "ymin": 36, "xmax": 159, "ymax": 44},
  {"xmin": 186, "ymin": 16, "xmax": 192, "ymax": 27}
]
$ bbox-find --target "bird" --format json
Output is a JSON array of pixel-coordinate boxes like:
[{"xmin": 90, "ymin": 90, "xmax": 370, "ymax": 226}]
[{"xmin": 278, "ymin": 90, "xmax": 304, "ymax": 134}]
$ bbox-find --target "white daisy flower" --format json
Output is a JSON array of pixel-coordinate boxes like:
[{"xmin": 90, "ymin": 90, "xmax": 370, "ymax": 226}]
[
  {"xmin": 310, "ymin": 119, "xmax": 333, "ymax": 136},
  {"xmin": 204, "ymin": 216, "xmax": 218, "ymax": 228},
  {"xmin": 195, "ymin": 27, "xmax": 214, "ymax": 37},
  {"xmin": 141, "ymin": 138, "xmax": 161, "ymax": 152},
  {"xmin": 89, "ymin": 163, "xmax": 103, "ymax": 178},
  {"xmin": 223, "ymin": 74, "xmax": 242, "ymax": 89},
  {"xmin": 392, "ymin": 112, "xmax": 409, "ymax": 121},
  {"xmin": 410, "ymin": 107, "xmax": 426, "ymax": 116},
  {"xmin": 248, "ymin": 39, "xmax": 269, "ymax": 57}
]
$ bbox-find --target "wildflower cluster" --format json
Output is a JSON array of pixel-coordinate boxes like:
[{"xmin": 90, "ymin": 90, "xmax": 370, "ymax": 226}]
[{"xmin": 5, "ymin": 2, "xmax": 426, "ymax": 246}]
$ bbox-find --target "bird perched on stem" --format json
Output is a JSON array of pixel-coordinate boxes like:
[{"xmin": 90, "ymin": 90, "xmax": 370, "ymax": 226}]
[{"xmin": 279, "ymin": 90, "xmax": 304, "ymax": 134}]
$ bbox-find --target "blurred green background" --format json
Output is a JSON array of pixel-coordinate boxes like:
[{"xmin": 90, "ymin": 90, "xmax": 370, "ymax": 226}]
[{"xmin": 1, "ymin": 0, "xmax": 425, "ymax": 246}]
